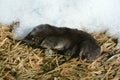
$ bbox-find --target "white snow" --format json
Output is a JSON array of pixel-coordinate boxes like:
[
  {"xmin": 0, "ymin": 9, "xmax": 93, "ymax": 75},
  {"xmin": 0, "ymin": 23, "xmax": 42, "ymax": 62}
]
[{"xmin": 0, "ymin": 0, "xmax": 120, "ymax": 48}]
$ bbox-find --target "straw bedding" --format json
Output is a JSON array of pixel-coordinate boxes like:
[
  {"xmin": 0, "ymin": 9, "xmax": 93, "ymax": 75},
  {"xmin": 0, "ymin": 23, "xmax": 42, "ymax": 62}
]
[{"xmin": 0, "ymin": 24, "xmax": 120, "ymax": 80}]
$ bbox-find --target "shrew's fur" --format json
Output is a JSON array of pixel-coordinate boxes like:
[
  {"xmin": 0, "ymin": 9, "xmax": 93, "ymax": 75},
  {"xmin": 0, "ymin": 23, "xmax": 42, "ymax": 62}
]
[{"xmin": 24, "ymin": 24, "xmax": 101, "ymax": 60}]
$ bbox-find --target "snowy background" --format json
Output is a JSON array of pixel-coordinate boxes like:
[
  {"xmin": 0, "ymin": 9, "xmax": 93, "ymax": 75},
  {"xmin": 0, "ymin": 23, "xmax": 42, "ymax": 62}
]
[{"xmin": 0, "ymin": 0, "xmax": 120, "ymax": 48}]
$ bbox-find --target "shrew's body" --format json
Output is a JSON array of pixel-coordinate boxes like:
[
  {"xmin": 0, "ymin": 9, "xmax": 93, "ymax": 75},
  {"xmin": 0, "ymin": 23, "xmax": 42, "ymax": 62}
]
[{"xmin": 24, "ymin": 24, "xmax": 101, "ymax": 60}]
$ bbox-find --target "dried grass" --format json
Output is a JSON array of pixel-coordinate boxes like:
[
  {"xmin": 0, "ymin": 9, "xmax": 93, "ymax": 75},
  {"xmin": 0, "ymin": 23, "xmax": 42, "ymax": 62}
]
[{"xmin": 0, "ymin": 24, "xmax": 120, "ymax": 80}]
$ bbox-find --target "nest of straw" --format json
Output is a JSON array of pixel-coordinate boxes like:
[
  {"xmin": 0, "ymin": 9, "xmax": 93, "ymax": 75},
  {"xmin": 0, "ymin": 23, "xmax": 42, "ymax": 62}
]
[{"xmin": 0, "ymin": 24, "xmax": 120, "ymax": 80}]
